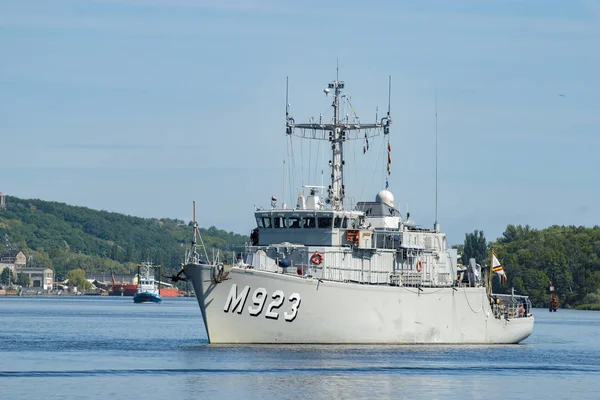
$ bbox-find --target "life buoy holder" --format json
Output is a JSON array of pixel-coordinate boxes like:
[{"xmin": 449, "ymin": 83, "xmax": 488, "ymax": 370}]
[
  {"xmin": 416, "ymin": 260, "xmax": 422, "ymax": 272},
  {"xmin": 311, "ymin": 252, "xmax": 323, "ymax": 265}
]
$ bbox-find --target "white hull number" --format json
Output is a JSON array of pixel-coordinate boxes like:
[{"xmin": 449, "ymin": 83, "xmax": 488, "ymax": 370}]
[{"xmin": 223, "ymin": 284, "xmax": 301, "ymax": 322}]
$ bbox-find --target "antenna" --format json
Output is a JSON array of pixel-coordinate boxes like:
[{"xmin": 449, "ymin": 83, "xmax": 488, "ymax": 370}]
[
  {"xmin": 282, "ymin": 159, "xmax": 286, "ymax": 207},
  {"xmin": 434, "ymin": 85, "xmax": 439, "ymax": 232},
  {"xmin": 286, "ymin": 76, "xmax": 289, "ymax": 119},
  {"xmin": 191, "ymin": 200, "xmax": 210, "ymax": 263},
  {"xmin": 336, "ymin": 58, "xmax": 339, "ymax": 81},
  {"xmin": 192, "ymin": 201, "xmax": 197, "ymax": 247},
  {"xmin": 383, "ymin": 76, "xmax": 391, "ymax": 135},
  {"xmin": 387, "ymin": 76, "xmax": 392, "ymax": 118}
]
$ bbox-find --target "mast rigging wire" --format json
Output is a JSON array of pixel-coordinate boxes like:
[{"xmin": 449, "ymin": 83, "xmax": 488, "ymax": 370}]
[
  {"xmin": 358, "ymin": 132, "xmax": 385, "ymax": 204},
  {"xmin": 300, "ymin": 134, "xmax": 305, "ymax": 189}
]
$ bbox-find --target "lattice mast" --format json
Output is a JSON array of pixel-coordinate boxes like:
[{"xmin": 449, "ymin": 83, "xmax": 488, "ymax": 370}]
[{"xmin": 286, "ymin": 76, "xmax": 392, "ymax": 210}]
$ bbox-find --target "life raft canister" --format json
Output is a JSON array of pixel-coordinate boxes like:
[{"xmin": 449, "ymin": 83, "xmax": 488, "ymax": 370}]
[
  {"xmin": 311, "ymin": 252, "xmax": 323, "ymax": 265},
  {"xmin": 416, "ymin": 260, "xmax": 422, "ymax": 272}
]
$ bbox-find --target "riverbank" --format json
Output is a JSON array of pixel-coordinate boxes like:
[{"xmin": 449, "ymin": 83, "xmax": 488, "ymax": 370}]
[
  {"xmin": 0, "ymin": 289, "xmax": 88, "ymax": 296},
  {"xmin": 0, "ymin": 289, "xmax": 195, "ymax": 297},
  {"xmin": 575, "ymin": 303, "xmax": 600, "ymax": 311}
]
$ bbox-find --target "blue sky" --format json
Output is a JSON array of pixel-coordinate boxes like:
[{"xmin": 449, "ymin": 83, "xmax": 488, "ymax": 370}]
[{"xmin": 1, "ymin": 0, "xmax": 599, "ymax": 245}]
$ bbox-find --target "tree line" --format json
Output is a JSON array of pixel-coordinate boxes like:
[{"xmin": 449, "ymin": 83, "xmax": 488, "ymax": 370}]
[
  {"xmin": 457, "ymin": 225, "xmax": 600, "ymax": 309},
  {"xmin": 0, "ymin": 268, "xmax": 30, "ymax": 287},
  {"xmin": 3, "ymin": 196, "xmax": 600, "ymax": 309}
]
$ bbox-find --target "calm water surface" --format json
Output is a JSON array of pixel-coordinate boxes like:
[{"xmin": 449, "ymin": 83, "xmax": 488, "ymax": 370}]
[{"xmin": 1, "ymin": 296, "xmax": 599, "ymax": 399}]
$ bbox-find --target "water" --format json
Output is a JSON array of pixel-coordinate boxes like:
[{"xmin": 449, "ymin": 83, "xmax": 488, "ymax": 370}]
[{"xmin": 1, "ymin": 297, "xmax": 599, "ymax": 400}]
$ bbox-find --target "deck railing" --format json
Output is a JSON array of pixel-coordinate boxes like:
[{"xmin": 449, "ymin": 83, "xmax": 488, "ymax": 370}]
[{"xmin": 490, "ymin": 293, "xmax": 532, "ymax": 319}]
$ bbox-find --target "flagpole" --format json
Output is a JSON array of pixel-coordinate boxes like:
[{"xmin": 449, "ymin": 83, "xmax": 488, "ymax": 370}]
[{"xmin": 488, "ymin": 248, "xmax": 494, "ymax": 296}]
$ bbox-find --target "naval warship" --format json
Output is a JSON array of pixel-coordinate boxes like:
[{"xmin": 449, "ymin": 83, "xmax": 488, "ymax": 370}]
[{"xmin": 179, "ymin": 76, "xmax": 534, "ymax": 344}]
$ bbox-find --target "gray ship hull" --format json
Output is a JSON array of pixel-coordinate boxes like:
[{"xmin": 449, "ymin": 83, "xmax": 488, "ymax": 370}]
[{"xmin": 185, "ymin": 263, "xmax": 534, "ymax": 344}]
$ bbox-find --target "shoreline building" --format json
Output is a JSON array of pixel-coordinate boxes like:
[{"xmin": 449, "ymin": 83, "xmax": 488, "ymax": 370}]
[
  {"xmin": 0, "ymin": 250, "xmax": 26, "ymax": 276},
  {"xmin": 17, "ymin": 267, "xmax": 55, "ymax": 290},
  {"xmin": 1, "ymin": 250, "xmax": 54, "ymax": 290}
]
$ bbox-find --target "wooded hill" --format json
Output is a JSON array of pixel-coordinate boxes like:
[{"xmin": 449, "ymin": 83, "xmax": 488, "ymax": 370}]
[
  {"xmin": 0, "ymin": 196, "xmax": 248, "ymax": 280},
  {"xmin": 459, "ymin": 225, "xmax": 600, "ymax": 309}
]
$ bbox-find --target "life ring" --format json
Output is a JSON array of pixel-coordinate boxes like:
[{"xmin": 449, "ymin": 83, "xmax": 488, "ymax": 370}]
[
  {"xmin": 311, "ymin": 252, "xmax": 323, "ymax": 265},
  {"xmin": 416, "ymin": 260, "xmax": 422, "ymax": 272}
]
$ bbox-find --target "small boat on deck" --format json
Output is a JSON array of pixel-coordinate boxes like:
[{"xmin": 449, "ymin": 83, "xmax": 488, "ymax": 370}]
[{"xmin": 133, "ymin": 263, "xmax": 162, "ymax": 304}]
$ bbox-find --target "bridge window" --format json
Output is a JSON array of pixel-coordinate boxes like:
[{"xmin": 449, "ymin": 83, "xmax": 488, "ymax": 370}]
[
  {"xmin": 318, "ymin": 216, "xmax": 332, "ymax": 228},
  {"xmin": 274, "ymin": 216, "xmax": 286, "ymax": 228},
  {"xmin": 302, "ymin": 217, "xmax": 316, "ymax": 228},
  {"xmin": 334, "ymin": 216, "xmax": 342, "ymax": 228},
  {"xmin": 334, "ymin": 216, "xmax": 349, "ymax": 228},
  {"xmin": 287, "ymin": 217, "xmax": 301, "ymax": 228},
  {"xmin": 257, "ymin": 217, "xmax": 271, "ymax": 228}
]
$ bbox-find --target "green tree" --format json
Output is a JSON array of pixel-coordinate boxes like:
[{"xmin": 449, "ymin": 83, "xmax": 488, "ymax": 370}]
[
  {"xmin": 34, "ymin": 251, "xmax": 53, "ymax": 268},
  {"xmin": 125, "ymin": 244, "xmax": 134, "ymax": 262},
  {"xmin": 16, "ymin": 272, "xmax": 30, "ymax": 287},
  {"xmin": 111, "ymin": 243, "xmax": 119, "ymax": 261},
  {"xmin": 66, "ymin": 268, "xmax": 92, "ymax": 290},
  {"xmin": 1, "ymin": 268, "xmax": 13, "ymax": 285},
  {"xmin": 462, "ymin": 230, "xmax": 487, "ymax": 265},
  {"xmin": 492, "ymin": 224, "xmax": 600, "ymax": 307}
]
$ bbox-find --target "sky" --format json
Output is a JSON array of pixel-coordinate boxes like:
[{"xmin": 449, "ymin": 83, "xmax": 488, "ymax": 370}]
[{"xmin": 1, "ymin": 0, "xmax": 599, "ymax": 245}]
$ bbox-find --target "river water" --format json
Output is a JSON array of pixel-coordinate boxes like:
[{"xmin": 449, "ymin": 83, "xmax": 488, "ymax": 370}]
[{"xmin": 1, "ymin": 296, "xmax": 598, "ymax": 399}]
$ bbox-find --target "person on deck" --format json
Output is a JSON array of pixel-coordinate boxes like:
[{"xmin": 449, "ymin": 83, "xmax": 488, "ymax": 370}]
[{"xmin": 519, "ymin": 303, "xmax": 524, "ymax": 317}]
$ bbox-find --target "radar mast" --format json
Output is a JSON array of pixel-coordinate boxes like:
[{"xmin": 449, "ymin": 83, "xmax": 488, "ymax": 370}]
[{"xmin": 286, "ymin": 76, "xmax": 392, "ymax": 210}]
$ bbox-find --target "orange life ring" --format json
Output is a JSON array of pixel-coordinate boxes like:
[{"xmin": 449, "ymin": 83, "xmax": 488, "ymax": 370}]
[
  {"xmin": 416, "ymin": 260, "xmax": 422, "ymax": 272},
  {"xmin": 311, "ymin": 252, "xmax": 323, "ymax": 265}
]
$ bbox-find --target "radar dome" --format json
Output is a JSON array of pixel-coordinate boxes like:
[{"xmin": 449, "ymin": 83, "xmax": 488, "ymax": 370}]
[{"xmin": 375, "ymin": 190, "xmax": 394, "ymax": 207}]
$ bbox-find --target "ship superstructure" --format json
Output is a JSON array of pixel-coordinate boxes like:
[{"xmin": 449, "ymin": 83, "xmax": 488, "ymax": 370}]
[{"xmin": 182, "ymin": 76, "xmax": 534, "ymax": 344}]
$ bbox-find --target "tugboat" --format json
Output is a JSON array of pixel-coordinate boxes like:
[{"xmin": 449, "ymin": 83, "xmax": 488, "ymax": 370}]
[
  {"xmin": 133, "ymin": 263, "xmax": 162, "ymax": 304},
  {"xmin": 181, "ymin": 75, "xmax": 534, "ymax": 344}
]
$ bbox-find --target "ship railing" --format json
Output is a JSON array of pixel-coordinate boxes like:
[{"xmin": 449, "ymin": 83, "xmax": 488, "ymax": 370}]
[
  {"xmin": 236, "ymin": 246, "xmax": 456, "ymax": 288},
  {"xmin": 398, "ymin": 272, "xmax": 422, "ymax": 287},
  {"xmin": 490, "ymin": 293, "xmax": 532, "ymax": 319},
  {"xmin": 389, "ymin": 271, "xmax": 455, "ymax": 289}
]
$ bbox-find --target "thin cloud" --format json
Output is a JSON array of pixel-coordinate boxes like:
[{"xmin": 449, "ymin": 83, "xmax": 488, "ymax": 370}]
[
  {"xmin": 52, "ymin": 144, "xmax": 159, "ymax": 150},
  {"xmin": 91, "ymin": 0, "xmax": 293, "ymax": 14}
]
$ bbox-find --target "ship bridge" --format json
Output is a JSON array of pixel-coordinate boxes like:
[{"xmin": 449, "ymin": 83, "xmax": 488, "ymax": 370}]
[{"xmin": 253, "ymin": 209, "xmax": 366, "ymax": 247}]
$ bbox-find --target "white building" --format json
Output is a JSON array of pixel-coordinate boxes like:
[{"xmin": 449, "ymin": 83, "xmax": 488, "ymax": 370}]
[{"xmin": 17, "ymin": 267, "xmax": 54, "ymax": 290}]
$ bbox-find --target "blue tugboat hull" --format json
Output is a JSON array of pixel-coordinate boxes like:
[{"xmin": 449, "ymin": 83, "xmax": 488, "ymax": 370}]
[{"xmin": 133, "ymin": 292, "xmax": 162, "ymax": 304}]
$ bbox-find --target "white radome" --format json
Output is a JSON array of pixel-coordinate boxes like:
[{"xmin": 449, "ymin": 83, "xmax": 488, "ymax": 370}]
[{"xmin": 376, "ymin": 189, "xmax": 394, "ymax": 207}]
